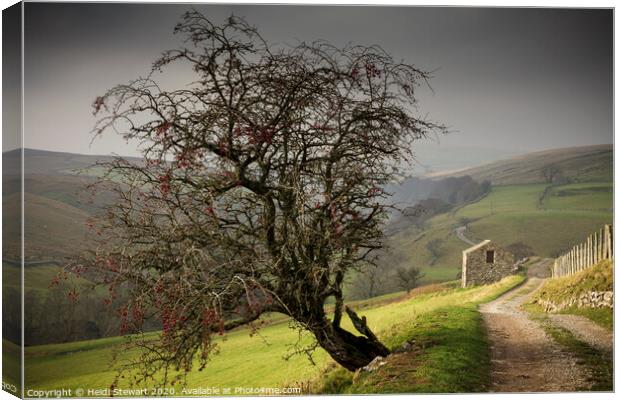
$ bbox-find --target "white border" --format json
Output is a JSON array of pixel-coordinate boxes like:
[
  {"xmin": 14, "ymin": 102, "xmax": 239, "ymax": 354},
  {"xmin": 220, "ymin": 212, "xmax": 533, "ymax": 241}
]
[{"xmin": 0, "ymin": 2, "xmax": 616, "ymax": 400}]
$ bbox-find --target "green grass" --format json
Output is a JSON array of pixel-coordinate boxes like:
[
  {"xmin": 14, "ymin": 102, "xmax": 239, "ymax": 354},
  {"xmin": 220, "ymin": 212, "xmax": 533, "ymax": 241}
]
[
  {"xmin": 542, "ymin": 182, "xmax": 613, "ymax": 212},
  {"xmin": 2, "ymin": 339, "xmax": 22, "ymax": 395},
  {"xmin": 459, "ymin": 184, "xmax": 544, "ymax": 216},
  {"xmin": 558, "ymin": 307, "xmax": 613, "ymax": 331},
  {"xmin": 320, "ymin": 306, "xmax": 489, "ymax": 394},
  {"xmin": 3, "ymin": 263, "xmax": 106, "ymax": 295},
  {"xmin": 317, "ymin": 275, "xmax": 525, "ymax": 394},
  {"xmin": 458, "ymin": 184, "xmax": 612, "ymax": 257},
  {"xmin": 530, "ymin": 260, "xmax": 613, "ymax": 307},
  {"xmin": 22, "ymin": 276, "xmax": 524, "ymax": 395},
  {"xmin": 4, "ymin": 264, "xmax": 75, "ymax": 292}
]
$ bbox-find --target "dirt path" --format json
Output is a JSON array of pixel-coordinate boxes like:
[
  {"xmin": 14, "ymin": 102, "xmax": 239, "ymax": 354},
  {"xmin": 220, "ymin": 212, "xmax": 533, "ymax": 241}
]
[
  {"xmin": 455, "ymin": 226, "xmax": 476, "ymax": 246},
  {"xmin": 548, "ymin": 314, "xmax": 613, "ymax": 354},
  {"xmin": 480, "ymin": 259, "xmax": 590, "ymax": 392}
]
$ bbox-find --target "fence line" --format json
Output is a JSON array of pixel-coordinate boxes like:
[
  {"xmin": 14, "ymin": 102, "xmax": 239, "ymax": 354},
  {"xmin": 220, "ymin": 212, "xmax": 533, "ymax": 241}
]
[{"xmin": 552, "ymin": 224, "xmax": 613, "ymax": 278}]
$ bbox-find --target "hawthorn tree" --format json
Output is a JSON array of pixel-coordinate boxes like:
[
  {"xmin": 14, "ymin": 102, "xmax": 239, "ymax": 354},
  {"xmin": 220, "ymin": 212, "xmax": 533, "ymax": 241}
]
[
  {"xmin": 83, "ymin": 10, "xmax": 445, "ymax": 381},
  {"xmin": 395, "ymin": 266, "xmax": 425, "ymax": 294}
]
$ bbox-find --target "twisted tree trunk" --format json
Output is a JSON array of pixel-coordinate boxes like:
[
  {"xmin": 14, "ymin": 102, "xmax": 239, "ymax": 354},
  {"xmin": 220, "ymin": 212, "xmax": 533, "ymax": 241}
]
[{"xmin": 309, "ymin": 306, "xmax": 390, "ymax": 371}]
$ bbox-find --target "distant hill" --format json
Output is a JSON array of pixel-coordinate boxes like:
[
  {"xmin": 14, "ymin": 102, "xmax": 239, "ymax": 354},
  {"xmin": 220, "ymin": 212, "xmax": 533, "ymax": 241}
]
[
  {"xmin": 426, "ymin": 144, "xmax": 612, "ymax": 185},
  {"xmin": 3, "ymin": 192, "xmax": 91, "ymax": 260},
  {"xmin": 2, "ymin": 145, "xmax": 612, "ymax": 260},
  {"xmin": 406, "ymin": 142, "xmax": 525, "ymax": 176},
  {"xmin": 2, "ymin": 149, "xmax": 130, "ymax": 260},
  {"xmin": 2, "ymin": 148, "xmax": 142, "ymax": 176}
]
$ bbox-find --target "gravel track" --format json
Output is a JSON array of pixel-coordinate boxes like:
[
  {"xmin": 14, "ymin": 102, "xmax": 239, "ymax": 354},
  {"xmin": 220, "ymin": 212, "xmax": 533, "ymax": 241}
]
[{"xmin": 480, "ymin": 259, "xmax": 594, "ymax": 392}]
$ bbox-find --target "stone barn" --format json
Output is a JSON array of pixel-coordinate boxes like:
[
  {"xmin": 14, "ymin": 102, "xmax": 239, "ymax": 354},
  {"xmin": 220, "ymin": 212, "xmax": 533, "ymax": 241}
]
[{"xmin": 461, "ymin": 240, "xmax": 516, "ymax": 288}]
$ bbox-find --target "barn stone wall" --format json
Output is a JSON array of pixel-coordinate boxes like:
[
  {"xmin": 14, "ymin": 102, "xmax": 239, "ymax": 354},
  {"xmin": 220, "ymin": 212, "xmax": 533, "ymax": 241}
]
[{"xmin": 462, "ymin": 242, "xmax": 516, "ymax": 287}]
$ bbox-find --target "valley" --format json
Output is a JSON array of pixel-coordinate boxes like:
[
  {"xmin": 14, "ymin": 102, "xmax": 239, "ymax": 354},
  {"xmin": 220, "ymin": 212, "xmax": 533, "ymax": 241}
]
[{"xmin": 2, "ymin": 143, "xmax": 613, "ymax": 394}]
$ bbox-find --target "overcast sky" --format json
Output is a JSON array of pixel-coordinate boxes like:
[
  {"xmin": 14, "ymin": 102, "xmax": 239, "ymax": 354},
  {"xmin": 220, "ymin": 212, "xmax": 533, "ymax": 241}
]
[{"xmin": 10, "ymin": 3, "xmax": 614, "ymax": 161}]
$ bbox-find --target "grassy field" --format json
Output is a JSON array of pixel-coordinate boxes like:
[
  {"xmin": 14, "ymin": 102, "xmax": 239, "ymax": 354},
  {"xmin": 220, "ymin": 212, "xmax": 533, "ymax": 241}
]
[
  {"xmin": 3, "ymin": 192, "xmax": 91, "ymax": 260},
  {"xmin": 318, "ymin": 275, "xmax": 526, "ymax": 394},
  {"xmin": 3, "ymin": 263, "xmax": 99, "ymax": 293},
  {"xmin": 13, "ymin": 275, "xmax": 524, "ymax": 395},
  {"xmin": 2, "ymin": 339, "xmax": 22, "ymax": 395},
  {"xmin": 542, "ymin": 182, "xmax": 613, "ymax": 212},
  {"xmin": 389, "ymin": 182, "xmax": 612, "ymax": 283},
  {"xmin": 4, "ymin": 146, "xmax": 612, "ymax": 394}
]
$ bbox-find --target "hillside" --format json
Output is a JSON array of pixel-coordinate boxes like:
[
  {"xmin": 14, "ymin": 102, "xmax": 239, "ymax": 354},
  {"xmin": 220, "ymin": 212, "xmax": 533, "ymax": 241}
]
[
  {"xmin": 3, "ymin": 193, "xmax": 92, "ymax": 261},
  {"xmin": 2, "ymin": 149, "xmax": 123, "ymax": 260},
  {"xmin": 374, "ymin": 144, "xmax": 613, "ymax": 285},
  {"xmin": 383, "ymin": 182, "xmax": 612, "ymax": 284},
  {"xmin": 3, "ymin": 145, "xmax": 613, "ymax": 393},
  {"xmin": 2, "ymin": 145, "xmax": 612, "ymax": 274},
  {"xmin": 2, "ymin": 148, "xmax": 141, "ymax": 176},
  {"xmin": 426, "ymin": 144, "xmax": 612, "ymax": 185},
  {"xmin": 13, "ymin": 276, "xmax": 524, "ymax": 394}
]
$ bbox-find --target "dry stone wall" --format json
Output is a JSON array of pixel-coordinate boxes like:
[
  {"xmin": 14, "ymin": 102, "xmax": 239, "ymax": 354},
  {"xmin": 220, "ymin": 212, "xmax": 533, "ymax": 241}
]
[{"xmin": 536, "ymin": 291, "xmax": 614, "ymax": 312}]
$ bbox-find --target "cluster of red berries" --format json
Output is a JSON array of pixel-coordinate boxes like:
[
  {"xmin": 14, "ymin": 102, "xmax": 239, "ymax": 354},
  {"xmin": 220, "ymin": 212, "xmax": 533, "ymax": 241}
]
[
  {"xmin": 367, "ymin": 187, "xmax": 383, "ymax": 196},
  {"xmin": 66, "ymin": 289, "xmax": 79, "ymax": 302},
  {"xmin": 158, "ymin": 174, "xmax": 171, "ymax": 195},
  {"xmin": 204, "ymin": 205, "xmax": 216, "ymax": 217},
  {"xmin": 161, "ymin": 308, "xmax": 177, "ymax": 336},
  {"xmin": 365, "ymin": 62, "xmax": 381, "ymax": 78},
  {"xmin": 175, "ymin": 149, "xmax": 205, "ymax": 169},
  {"xmin": 233, "ymin": 125, "xmax": 275, "ymax": 145},
  {"xmin": 155, "ymin": 121, "xmax": 173, "ymax": 137},
  {"xmin": 202, "ymin": 309, "xmax": 225, "ymax": 335}
]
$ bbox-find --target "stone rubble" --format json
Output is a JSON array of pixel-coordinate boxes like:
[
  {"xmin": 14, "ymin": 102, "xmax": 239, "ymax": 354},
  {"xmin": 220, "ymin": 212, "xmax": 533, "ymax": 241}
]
[
  {"xmin": 362, "ymin": 356, "xmax": 387, "ymax": 372},
  {"xmin": 536, "ymin": 290, "xmax": 613, "ymax": 312}
]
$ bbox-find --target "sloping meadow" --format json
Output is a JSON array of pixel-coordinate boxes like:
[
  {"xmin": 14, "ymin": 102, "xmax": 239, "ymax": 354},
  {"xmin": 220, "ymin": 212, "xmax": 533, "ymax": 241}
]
[{"xmin": 23, "ymin": 275, "xmax": 525, "ymax": 395}]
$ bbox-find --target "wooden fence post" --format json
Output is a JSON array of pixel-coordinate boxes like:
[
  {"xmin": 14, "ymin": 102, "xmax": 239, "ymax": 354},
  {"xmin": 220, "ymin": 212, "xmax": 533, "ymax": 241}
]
[
  {"xmin": 556, "ymin": 226, "xmax": 613, "ymax": 278},
  {"xmin": 602, "ymin": 226, "xmax": 607, "ymax": 260},
  {"xmin": 609, "ymin": 225, "xmax": 613, "ymax": 259},
  {"xmin": 588, "ymin": 235, "xmax": 592, "ymax": 266},
  {"xmin": 604, "ymin": 225, "xmax": 611, "ymax": 260},
  {"xmin": 594, "ymin": 231, "xmax": 599, "ymax": 264},
  {"xmin": 600, "ymin": 228, "xmax": 605, "ymax": 261},
  {"xmin": 586, "ymin": 236, "xmax": 592, "ymax": 265},
  {"xmin": 563, "ymin": 254, "xmax": 567, "ymax": 276},
  {"xmin": 598, "ymin": 228, "xmax": 605, "ymax": 261}
]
